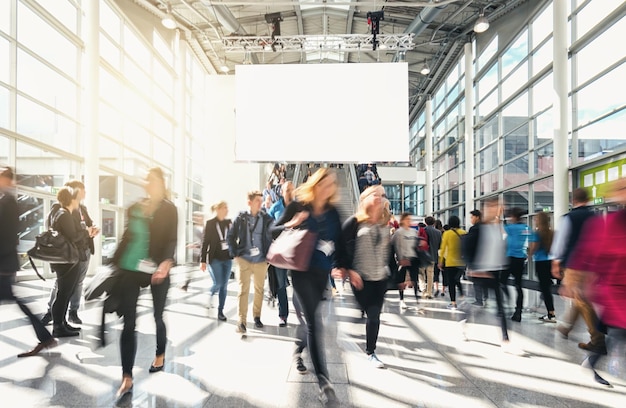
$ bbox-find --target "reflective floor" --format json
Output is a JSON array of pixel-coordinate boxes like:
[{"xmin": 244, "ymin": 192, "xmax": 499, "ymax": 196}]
[{"xmin": 1, "ymin": 267, "xmax": 624, "ymax": 408}]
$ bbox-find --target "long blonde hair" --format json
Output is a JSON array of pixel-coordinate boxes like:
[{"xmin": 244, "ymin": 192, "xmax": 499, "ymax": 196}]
[
  {"xmin": 295, "ymin": 168, "xmax": 339, "ymax": 205},
  {"xmin": 355, "ymin": 185, "xmax": 385, "ymax": 224}
]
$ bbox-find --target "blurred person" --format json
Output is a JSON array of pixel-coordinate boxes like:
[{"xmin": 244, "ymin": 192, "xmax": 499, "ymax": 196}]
[
  {"xmin": 303, "ymin": 168, "xmax": 312, "ymax": 184},
  {"xmin": 568, "ymin": 177, "xmax": 626, "ymax": 386},
  {"xmin": 528, "ymin": 212, "xmax": 556, "ymax": 323},
  {"xmin": 501, "ymin": 207, "xmax": 530, "ymax": 322},
  {"xmin": 48, "ymin": 186, "xmax": 90, "ymax": 338},
  {"xmin": 111, "ymin": 167, "xmax": 177, "ymax": 401},
  {"xmin": 433, "ymin": 219, "xmax": 445, "ymax": 296},
  {"xmin": 438, "ymin": 216, "xmax": 466, "ymax": 309},
  {"xmin": 464, "ymin": 198, "xmax": 522, "ymax": 354},
  {"xmin": 41, "ymin": 180, "xmax": 100, "ymax": 326},
  {"xmin": 200, "ymin": 201, "xmax": 233, "ymax": 321},
  {"xmin": 467, "ymin": 210, "xmax": 488, "ymax": 307},
  {"xmin": 227, "ymin": 190, "xmax": 274, "ymax": 333},
  {"xmin": 550, "ymin": 188, "xmax": 605, "ymax": 354},
  {"xmin": 262, "ymin": 181, "xmax": 277, "ymax": 204},
  {"xmin": 268, "ymin": 181, "xmax": 295, "ymax": 325},
  {"xmin": 262, "ymin": 193, "xmax": 273, "ymax": 214},
  {"xmin": 423, "ymin": 216, "xmax": 442, "ymax": 299},
  {"xmin": 337, "ymin": 185, "xmax": 391, "ymax": 369},
  {"xmin": 0, "ymin": 166, "xmax": 57, "ymax": 357},
  {"xmin": 392, "ymin": 212, "xmax": 420, "ymax": 309},
  {"xmin": 274, "ymin": 168, "xmax": 342, "ymax": 406}
]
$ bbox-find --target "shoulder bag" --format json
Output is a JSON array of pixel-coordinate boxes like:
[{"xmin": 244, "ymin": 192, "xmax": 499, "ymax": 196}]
[{"xmin": 266, "ymin": 228, "xmax": 318, "ymax": 272}]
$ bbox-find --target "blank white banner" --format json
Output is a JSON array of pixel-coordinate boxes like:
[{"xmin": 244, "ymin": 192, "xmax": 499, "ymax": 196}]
[{"xmin": 235, "ymin": 63, "xmax": 409, "ymax": 163}]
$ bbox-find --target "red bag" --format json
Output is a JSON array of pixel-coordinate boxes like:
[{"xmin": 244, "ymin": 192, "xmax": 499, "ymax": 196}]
[{"xmin": 266, "ymin": 228, "xmax": 318, "ymax": 272}]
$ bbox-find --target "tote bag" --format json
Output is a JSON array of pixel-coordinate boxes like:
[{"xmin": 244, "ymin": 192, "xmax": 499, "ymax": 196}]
[{"xmin": 266, "ymin": 228, "xmax": 318, "ymax": 272}]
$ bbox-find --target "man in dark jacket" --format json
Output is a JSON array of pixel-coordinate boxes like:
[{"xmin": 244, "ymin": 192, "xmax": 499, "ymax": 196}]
[
  {"xmin": 227, "ymin": 190, "xmax": 274, "ymax": 333},
  {"xmin": 423, "ymin": 216, "xmax": 442, "ymax": 299},
  {"xmin": 0, "ymin": 166, "xmax": 56, "ymax": 357}
]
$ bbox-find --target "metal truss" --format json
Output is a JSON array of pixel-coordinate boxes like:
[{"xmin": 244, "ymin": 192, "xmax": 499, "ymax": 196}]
[{"xmin": 221, "ymin": 33, "xmax": 415, "ymax": 53}]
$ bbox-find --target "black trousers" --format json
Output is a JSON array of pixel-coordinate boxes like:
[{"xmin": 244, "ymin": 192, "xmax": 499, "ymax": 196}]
[
  {"xmin": 0, "ymin": 273, "xmax": 54, "ymax": 344},
  {"xmin": 118, "ymin": 270, "xmax": 170, "ymax": 377},
  {"xmin": 535, "ymin": 260, "xmax": 554, "ymax": 313},
  {"xmin": 352, "ymin": 279, "xmax": 387, "ymax": 355},
  {"xmin": 291, "ymin": 268, "xmax": 330, "ymax": 387},
  {"xmin": 501, "ymin": 257, "xmax": 525, "ymax": 314},
  {"xmin": 50, "ymin": 262, "xmax": 81, "ymax": 327},
  {"xmin": 472, "ymin": 272, "xmax": 509, "ymax": 341},
  {"xmin": 444, "ymin": 267, "xmax": 464, "ymax": 302}
]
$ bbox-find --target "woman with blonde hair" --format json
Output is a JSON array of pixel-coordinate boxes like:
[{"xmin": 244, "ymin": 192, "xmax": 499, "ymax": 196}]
[
  {"xmin": 112, "ymin": 167, "xmax": 177, "ymax": 402},
  {"xmin": 336, "ymin": 185, "xmax": 391, "ymax": 369},
  {"xmin": 200, "ymin": 201, "xmax": 233, "ymax": 321},
  {"xmin": 272, "ymin": 168, "xmax": 342, "ymax": 407}
]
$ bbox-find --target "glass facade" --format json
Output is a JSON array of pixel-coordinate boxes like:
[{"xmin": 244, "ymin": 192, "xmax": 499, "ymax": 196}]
[{"xmin": 1, "ymin": 0, "xmax": 210, "ymax": 276}]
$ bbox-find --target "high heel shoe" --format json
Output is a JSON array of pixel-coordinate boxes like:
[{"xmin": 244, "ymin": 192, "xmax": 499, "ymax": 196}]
[
  {"xmin": 149, "ymin": 358, "xmax": 165, "ymax": 373},
  {"xmin": 115, "ymin": 383, "xmax": 133, "ymax": 404},
  {"xmin": 17, "ymin": 338, "xmax": 58, "ymax": 357}
]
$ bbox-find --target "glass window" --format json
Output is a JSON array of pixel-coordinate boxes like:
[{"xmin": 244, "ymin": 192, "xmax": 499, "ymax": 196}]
[
  {"xmin": 504, "ymin": 185, "xmax": 529, "ymax": 214},
  {"xmin": 0, "ymin": 86, "xmax": 8, "ymax": 129},
  {"xmin": 99, "ymin": 174, "xmax": 118, "ymax": 205},
  {"xmin": 0, "ymin": 36, "xmax": 9, "ymax": 84},
  {"xmin": 123, "ymin": 25, "xmax": 151, "ymax": 68},
  {"xmin": 16, "ymin": 3, "xmax": 77, "ymax": 77},
  {"xmin": 533, "ymin": 107, "xmax": 553, "ymax": 147},
  {"xmin": 504, "ymin": 155, "xmax": 530, "ymax": 188},
  {"xmin": 99, "ymin": 67, "xmax": 122, "ymax": 105},
  {"xmin": 153, "ymin": 31, "xmax": 173, "ymax": 67},
  {"xmin": 577, "ymin": 63, "xmax": 626, "ymax": 126},
  {"xmin": 503, "ymin": 92, "xmax": 528, "ymax": 128},
  {"xmin": 17, "ymin": 49, "xmax": 77, "ymax": 117},
  {"xmin": 577, "ymin": 108, "xmax": 626, "ymax": 160},
  {"xmin": 502, "ymin": 61, "xmax": 528, "ymax": 102},
  {"xmin": 476, "ymin": 116, "xmax": 498, "ymax": 150},
  {"xmin": 577, "ymin": 19, "xmax": 626, "ymax": 86},
  {"xmin": 532, "ymin": 38, "xmax": 552, "ymax": 76},
  {"xmin": 533, "ymin": 177, "xmax": 553, "ymax": 212},
  {"xmin": 16, "ymin": 141, "xmax": 76, "ymax": 191},
  {"xmin": 504, "ymin": 123, "xmax": 529, "ymax": 161},
  {"xmin": 153, "ymin": 59, "xmax": 174, "ymax": 95},
  {"xmin": 477, "ymin": 36, "xmax": 498, "ymax": 73},
  {"xmin": 531, "ymin": 4, "xmax": 552, "ymax": 49},
  {"xmin": 478, "ymin": 64, "xmax": 498, "ymax": 101},
  {"xmin": 477, "ymin": 90, "xmax": 498, "ymax": 118},
  {"xmin": 123, "ymin": 179, "xmax": 145, "ymax": 208},
  {"xmin": 535, "ymin": 143, "xmax": 554, "ymax": 176},
  {"xmin": 123, "ymin": 58, "xmax": 150, "ymax": 96},
  {"xmin": 100, "ymin": 32, "xmax": 121, "ymax": 69},
  {"xmin": 383, "ymin": 185, "xmax": 401, "ymax": 215},
  {"xmin": 479, "ymin": 169, "xmax": 499, "ymax": 194},
  {"xmin": 99, "ymin": 102, "xmax": 122, "ymax": 139},
  {"xmin": 16, "ymin": 194, "xmax": 45, "ymax": 268},
  {"xmin": 99, "ymin": 135, "xmax": 122, "ymax": 169},
  {"xmin": 16, "ymin": 96, "xmax": 78, "ymax": 152},
  {"xmin": 576, "ymin": 0, "xmax": 622, "ymax": 40},
  {"xmin": 100, "ymin": 0, "xmax": 121, "ymax": 42},
  {"xmin": 0, "ymin": 0, "xmax": 9, "ymax": 34},
  {"xmin": 502, "ymin": 29, "xmax": 528, "ymax": 78},
  {"xmin": 153, "ymin": 137, "xmax": 173, "ymax": 169},
  {"xmin": 0, "ymin": 134, "xmax": 8, "ymax": 162},
  {"xmin": 478, "ymin": 143, "xmax": 499, "ymax": 174},
  {"xmin": 44, "ymin": 0, "xmax": 77, "ymax": 34},
  {"xmin": 531, "ymin": 73, "xmax": 553, "ymax": 114}
]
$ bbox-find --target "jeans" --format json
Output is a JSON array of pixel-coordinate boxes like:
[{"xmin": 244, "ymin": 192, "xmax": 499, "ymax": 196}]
[
  {"xmin": 119, "ymin": 270, "xmax": 170, "ymax": 377},
  {"xmin": 292, "ymin": 291, "xmax": 307, "ymax": 354},
  {"xmin": 274, "ymin": 267, "xmax": 289, "ymax": 319},
  {"xmin": 47, "ymin": 255, "xmax": 90, "ymax": 313},
  {"xmin": 291, "ymin": 268, "xmax": 330, "ymax": 387},
  {"xmin": 209, "ymin": 259, "xmax": 233, "ymax": 311},
  {"xmin": 352, "ymin": 279, "xmax": 387, "ymax": 355},
  {"xmin": 0, "ymin": 273, "xmax": 54, "ymax": 344},
  {"xmin": 501, "ymin": 257, "xmax": 525, "ymax": 314},
  {"xmin": 50, "ymin": 262, "xmax": 81, "ymax": 327},
  {"xmin": 535, "ymin": 260, "xmax": 554, "ymax": 313}
]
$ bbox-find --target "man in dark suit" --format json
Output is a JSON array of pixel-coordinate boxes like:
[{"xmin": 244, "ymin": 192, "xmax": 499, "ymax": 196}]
[{"xmin": 0, "ymin": 165, "xmax": 57, "ymax": 357}]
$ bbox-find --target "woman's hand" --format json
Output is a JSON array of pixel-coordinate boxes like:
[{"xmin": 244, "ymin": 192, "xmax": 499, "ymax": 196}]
[
  {"xmin": 348, "ymin": 269, "xmax": 363, "ymax": 290},
  {"xmin": 200, "ymin": 262, "xmax": 207, "ymax": 272},
  {"xmin": 285, "ymin": 211, "xmax": 310, "ymax": 228},
  {"xmin": 331, "ymin": 267, "xmax": 345, "ymax": 279},
  {"xmin": 152, "ymin": 260, "xmax": 173, "ymax": 285}
]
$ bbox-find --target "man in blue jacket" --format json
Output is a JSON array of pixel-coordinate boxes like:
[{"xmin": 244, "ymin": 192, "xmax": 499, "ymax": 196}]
[{"xmin": 228, "ymin": 190, "xmax": 274, "ymax": 333}]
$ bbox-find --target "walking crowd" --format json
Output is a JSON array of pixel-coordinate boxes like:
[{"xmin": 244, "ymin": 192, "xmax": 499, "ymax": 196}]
[{"xmin": 2, "ymin": 162, "xmax": 626, "ymax": 406}]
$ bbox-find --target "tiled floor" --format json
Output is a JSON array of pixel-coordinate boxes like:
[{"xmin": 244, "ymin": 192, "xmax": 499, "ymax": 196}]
[{"xmin": 1, "ymin": 267, "xmax": 624, "ymax": 408}]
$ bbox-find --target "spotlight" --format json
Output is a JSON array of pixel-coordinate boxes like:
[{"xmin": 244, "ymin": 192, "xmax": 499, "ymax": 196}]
[
  {"xmin": 420, "ymin": 62, "xmax": 430, "ymax": 75},
  {"xmin": 473, "ymin": 11, "xmax": 489, "ymax": 33},
  {"xmin": 220, "ymin": 63, "xmax": 230, "ymax": 73},
  {"xmin": 161, "ymin": 4, "xmax": 176, "ymax": 30}
]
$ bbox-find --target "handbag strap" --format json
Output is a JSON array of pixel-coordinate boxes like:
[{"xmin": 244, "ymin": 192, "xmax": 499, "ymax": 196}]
[{"xmin": 28, "ymin": 256, "xmax": 46, "ymax": 281}]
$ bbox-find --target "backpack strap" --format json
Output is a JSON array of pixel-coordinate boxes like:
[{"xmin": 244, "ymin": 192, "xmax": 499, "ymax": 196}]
[{"xmin": 28, "ymin": 256, "xmax": 46, "ymax": 281}]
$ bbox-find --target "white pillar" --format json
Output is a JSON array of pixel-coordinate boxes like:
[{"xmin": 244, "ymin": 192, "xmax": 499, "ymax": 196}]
[
  {"xmin": 84, "ymin": 0, "xmax": 100, "ymax": 273},
  {"xmin": 174, "ymin": 30, "xmax": 187, "ymax": 264},
  {"xmin": 425, "ymin": 97, "xmax": 433, "ymax": 215},
  {"xmin": 464, "ymin": 42, "xmax": 475, "ymax": 227},
  {"xmin": 553, "ymin": 0, "xmax": 569, "ymax": 225}
]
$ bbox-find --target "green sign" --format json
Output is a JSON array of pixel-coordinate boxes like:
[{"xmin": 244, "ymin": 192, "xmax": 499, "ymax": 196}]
[{"xmin": 578, "ymin": 157, "xmax": 626, "ymax": 200}]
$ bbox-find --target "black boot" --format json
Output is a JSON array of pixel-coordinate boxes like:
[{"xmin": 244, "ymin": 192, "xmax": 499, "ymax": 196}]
[
  {"xmin": 68, "ymin": 310, "xmax": 82, "ymax": 324},
  {"xmin": 41, "ymin": 311, "xmax": 52, "ymax": 325},
  {"xmin": 64, "ymin": 321, "xmax": 81, "ymax": 331},
  {"xmin": 53, "ymin": 324, "xmax": 79, "ymax": 337}
]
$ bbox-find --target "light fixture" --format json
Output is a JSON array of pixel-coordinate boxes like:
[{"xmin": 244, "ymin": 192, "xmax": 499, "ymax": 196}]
[
  {"xmin": 473, "ymin": 11, "xmax": 490, "ymax": 33},
  {"xmin": 161, "ymin": 4, "xmax": 176, "ymax": 30},
  {"xmin": 242, "ymin": 51, "xmax": 252, "ymax": 65},
  {"xmin": 420, "ymin": 61, "xmax": 430, "ymax": 75},
  {"xmin": 220, "ymin": 62, "xmax": 230, "ymax": 73}
]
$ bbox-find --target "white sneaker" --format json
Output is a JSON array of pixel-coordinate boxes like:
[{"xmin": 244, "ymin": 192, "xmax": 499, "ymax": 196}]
[
  {"xmin": 209, "ymin": 294, "xmax": 216, "ymax": 309},
  {"xmin": 367, "ymin": 353, "xmax": 385, "ymax": 368},
  {"xmin": 446, "ymin": 303, "xmax": 457, "ymax": 310},
  {"xmin": 400, "ymin": 300, "xmax": 408, "ymax": 309}
]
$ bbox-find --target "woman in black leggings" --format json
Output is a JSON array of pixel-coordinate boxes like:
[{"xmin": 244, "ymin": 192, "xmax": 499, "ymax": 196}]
[{"xmin": 529, "ymin": 212, "xmax": 556, "ymax": 322}]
